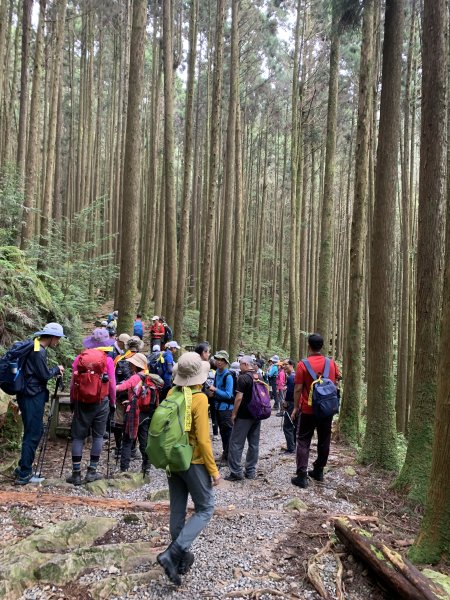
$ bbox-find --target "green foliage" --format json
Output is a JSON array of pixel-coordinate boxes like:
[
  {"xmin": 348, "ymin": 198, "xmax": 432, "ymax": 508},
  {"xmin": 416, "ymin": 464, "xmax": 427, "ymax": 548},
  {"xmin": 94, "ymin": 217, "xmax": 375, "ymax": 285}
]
[
  {"xmin": 0, "ymin": 165, "xmax": 24, "ymax": 246},
  {"xmin": 0, "ymin": 181, "xmax": 117, "ymax": 368}
]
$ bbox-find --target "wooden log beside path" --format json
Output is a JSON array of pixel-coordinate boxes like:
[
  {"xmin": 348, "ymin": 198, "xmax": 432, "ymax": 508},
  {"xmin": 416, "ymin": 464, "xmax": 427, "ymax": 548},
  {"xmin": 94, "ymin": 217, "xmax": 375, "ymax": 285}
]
[{"xmin": 334, "ymin": 517, "xmax": 447, "ymax": 600}]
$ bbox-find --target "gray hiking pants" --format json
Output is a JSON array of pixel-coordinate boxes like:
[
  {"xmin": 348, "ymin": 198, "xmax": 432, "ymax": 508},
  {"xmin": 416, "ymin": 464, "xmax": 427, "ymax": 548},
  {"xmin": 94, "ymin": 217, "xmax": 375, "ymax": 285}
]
[
  {"xmin": 167, "ymin": 463, "xmax": 214, "ymax": 551},
  {"xmin": 228, "ymin": 418, "xmax": 261, "ymax": 477}
]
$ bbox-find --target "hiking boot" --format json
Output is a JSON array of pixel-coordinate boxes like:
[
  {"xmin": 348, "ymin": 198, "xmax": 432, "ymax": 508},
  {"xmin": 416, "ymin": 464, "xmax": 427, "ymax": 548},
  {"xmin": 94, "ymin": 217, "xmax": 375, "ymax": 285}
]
[
  {"xmin": 157, "ymin": 541, "xmax": 184, "ymax": 586},
  {"xmin": 245, "ymin": 472, "xmax": 256, "ymax": 480},
  {"xmin": 66, "ymin": 470, "xmax": 82, "ymax": 486},
  {"xmin": 291, "ymin": 473, "xmax": 309, "ymax": 488},
  {"xmin": 14, "ymin": 474, "xmax": 45, "ymax": 486},
  {"xmin": 275, "ymin": 412, "xmax": 284, "ymax": 417},
  {"xmin": 224, "ymin": 472, "xmax": 244, "ymax": 482},
  {"xmin": 308, "ymin": 467, "xmax": 324, "ymax": 482},
  {"xmin": 178, "ymin": 550, "xmax": 195, "ymax": 575},
  {"xmin": 83, "ymin": 467, "xmax": 103, "ymax": 483}
]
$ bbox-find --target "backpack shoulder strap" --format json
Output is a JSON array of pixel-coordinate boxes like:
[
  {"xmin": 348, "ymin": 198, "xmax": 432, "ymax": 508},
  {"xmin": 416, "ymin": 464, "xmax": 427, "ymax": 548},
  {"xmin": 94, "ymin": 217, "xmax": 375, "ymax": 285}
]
[
  {"xmin": 323, "ymin": 358, "xmax": 331, "ymax": 379},
  {"xmin": 302, "ymin": 359, "xmax": 317, "ymax": 380}
]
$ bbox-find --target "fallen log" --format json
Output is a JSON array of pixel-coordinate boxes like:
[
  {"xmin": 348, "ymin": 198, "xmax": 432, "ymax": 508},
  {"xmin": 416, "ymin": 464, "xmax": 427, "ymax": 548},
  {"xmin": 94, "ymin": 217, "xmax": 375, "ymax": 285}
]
[{"xmin": 334, "ymin": 517, "xmax": 447, "ymax": 600}]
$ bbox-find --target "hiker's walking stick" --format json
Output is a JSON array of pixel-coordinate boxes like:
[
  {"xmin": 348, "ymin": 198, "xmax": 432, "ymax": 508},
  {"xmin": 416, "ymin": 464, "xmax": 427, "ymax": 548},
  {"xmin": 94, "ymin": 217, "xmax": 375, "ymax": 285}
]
[
  {"xmin": 60, "ymin": 434, "xmax": 71, "ymax": 478},
  {"xmin": 34, "ymin": 375, "xmax": 64, "ymax": 477},
  {"xmin": 106, "ymin": 411, "xmax": 113, "ymax": 479}
]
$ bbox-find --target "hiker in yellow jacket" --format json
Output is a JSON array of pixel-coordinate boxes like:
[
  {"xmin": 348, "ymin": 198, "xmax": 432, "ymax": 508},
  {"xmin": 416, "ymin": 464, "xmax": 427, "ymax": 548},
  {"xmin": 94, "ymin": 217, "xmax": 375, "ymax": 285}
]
[{"xmin": 157, "ymin": 352, "xmax": 221, "ymax": 586}]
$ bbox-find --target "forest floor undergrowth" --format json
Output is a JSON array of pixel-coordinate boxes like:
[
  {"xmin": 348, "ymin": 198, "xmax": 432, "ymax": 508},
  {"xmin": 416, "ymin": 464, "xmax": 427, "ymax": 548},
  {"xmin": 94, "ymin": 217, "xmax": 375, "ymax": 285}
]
[{"xmin": 1, "ymin": 414, "xmax": 446, "ymax": 600}]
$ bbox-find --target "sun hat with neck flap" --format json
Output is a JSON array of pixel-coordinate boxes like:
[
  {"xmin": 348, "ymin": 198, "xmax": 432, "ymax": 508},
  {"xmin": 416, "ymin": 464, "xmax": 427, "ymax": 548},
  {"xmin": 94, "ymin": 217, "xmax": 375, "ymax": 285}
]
[
  {"xmin": 173, "ymin": 352, "xmax": 210, "ymax": 387},
  {"xmin": 126, "ymin": 353, "xmax": 148, "ymax": 371},
  {"xmin": 83, "ymin": 327, "xmax": 115, "ymax": 349}
]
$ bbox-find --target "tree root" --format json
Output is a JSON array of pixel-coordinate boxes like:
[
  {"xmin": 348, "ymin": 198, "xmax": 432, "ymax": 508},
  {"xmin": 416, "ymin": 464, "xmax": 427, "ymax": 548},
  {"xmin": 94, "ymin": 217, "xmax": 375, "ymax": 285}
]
[{"xmin": 307, "ymin": 540, "xmax": 345, "ymax": 600}]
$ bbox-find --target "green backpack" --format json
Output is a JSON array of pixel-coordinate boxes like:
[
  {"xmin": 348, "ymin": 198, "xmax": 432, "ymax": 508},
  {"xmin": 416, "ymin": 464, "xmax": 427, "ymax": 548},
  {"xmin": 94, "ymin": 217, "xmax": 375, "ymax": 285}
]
[{"xmin": 147, "ymin": 386, "xmax": 199, "ymax": 473}]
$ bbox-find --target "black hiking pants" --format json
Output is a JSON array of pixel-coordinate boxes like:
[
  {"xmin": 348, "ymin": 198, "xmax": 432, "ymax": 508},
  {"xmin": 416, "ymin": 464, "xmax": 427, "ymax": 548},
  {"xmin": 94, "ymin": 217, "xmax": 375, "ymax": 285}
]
[
  {"xmin": 216, "ymin": 409, "xmax": 233, "ymax": 460},
  {"xmin": 295, "ymin": 413, "xmax": 333, "ymax": 475}
]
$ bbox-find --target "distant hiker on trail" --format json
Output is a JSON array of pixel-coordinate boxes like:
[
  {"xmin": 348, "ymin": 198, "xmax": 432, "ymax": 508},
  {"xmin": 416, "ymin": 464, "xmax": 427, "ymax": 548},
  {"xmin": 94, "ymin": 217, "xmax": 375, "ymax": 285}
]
[
  {"xmin": 150, "ymin": 316, "xmax": 165, "ymax": 349},
  {"xmin": 230, "ymin": 361, "xmax": 241, "ymax": 378},
  {"xmin": 106, "ymin": 311, "xmax": 118, "ymax": 337},
  {"xmin": 13, "ymin": 323, "xmax": 65, "ymax": 485},
  {"xmin": 116, "ymin": 352, "xmax": 157, "ymax": 475},
  {"xmin": 160, "ymin": 340, "xmax": 181, "ymax": 400},
  {"xmin": 133, "ymin": 314, "xmax": 145, "ymax": 340},
  {"xmin": 195, "ymin": 343, "xmax": 218, "ymax": 440},
  {"xmin": 226, "ymin": 356, "xmax": 262, "ymax": 482},
  {"xmin": 194, "ymin": 341, "xmax": 210, "ymax": 363},
  {"xmin": 267, "ymin": 356, "xmax": 279, "ymax": 410},
  {"xmin": 156, "ymin": 352, "xmax": 220, "ymax": 586},
  {"xmin": 107, "ymin": 310, "xmax": 118, "ymax": 325},
  {"xmin": 275, "ymin": 361, "xmax": 287, "ymax": 417},
  {"xmin": 281, "ymin": 359, "xmax": 296, "ymax": 454},
  {"xmin": 161, "ymin": 316, "xmax": 173, "ymax": 345},
  {"xmin": 208, "ymin": 350, "xmax": 234, "ymax": 463},
  {"xmin": 112, "ymin": 333, "xmax": 130, "ymax": 360},
  {"xmin": 147, "ymin": 343, "xmax": 161, "ymax": 370},
  {"xmin": 291, "ymin": 333, "xmax": 340, "ymax": 489},
  {"xmin": 113, "ymin": 336, "xmax": 144, "ymax": 461},
  {"xmin": 66, "ymin": 329, "xmax": 116, "ymax": 485}
]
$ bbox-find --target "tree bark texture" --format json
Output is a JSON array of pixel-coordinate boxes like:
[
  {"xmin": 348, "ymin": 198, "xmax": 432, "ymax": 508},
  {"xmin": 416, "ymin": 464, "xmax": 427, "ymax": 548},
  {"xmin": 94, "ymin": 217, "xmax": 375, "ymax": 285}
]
[
  {"xmin": 361, "ymin": 0, "xmax": 404, "ymax": 469},
  {"xmin": 340, "ymin": 0, "xmax": 374, "ymax": 445},
  {"xmin": 396, "ymin": 0, "xmax": 446, "ymax": 503},
  {"xmin": 117, "ymin": 0, "xmax": 147, "ymax": 334}
]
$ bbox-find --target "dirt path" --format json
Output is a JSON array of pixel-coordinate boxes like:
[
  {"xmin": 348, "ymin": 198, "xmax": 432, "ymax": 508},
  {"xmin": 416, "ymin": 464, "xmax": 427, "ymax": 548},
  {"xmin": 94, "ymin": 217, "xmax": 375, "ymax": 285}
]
[{"xmin": 0, "ymin": 415, "xmax": 435, "ymax": 600}]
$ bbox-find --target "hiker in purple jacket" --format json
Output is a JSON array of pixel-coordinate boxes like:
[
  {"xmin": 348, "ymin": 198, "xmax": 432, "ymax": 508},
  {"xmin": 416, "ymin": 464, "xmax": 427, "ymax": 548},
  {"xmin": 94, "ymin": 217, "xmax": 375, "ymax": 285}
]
[{"xmin": 225, "ymin": 356, "xmax": 261, "ymax": 482}]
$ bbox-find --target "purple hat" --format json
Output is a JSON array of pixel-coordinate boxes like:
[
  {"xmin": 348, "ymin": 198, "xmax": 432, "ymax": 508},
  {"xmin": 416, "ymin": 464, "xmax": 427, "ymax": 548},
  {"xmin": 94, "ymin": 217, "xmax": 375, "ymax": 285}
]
[{"xmin": 83, "ymin": 327, "xmax": 115, "ymax": 349}]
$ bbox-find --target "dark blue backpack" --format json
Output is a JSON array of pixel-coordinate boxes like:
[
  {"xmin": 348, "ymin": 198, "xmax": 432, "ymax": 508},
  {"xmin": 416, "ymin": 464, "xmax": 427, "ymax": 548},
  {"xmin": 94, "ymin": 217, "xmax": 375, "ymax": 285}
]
[
  {"xmin": 0, "ymin": 340, "xmax": 34, "ymax": 395},
  {"xmin": 302, "ymin": 358, "xmax": 340, "ymax": 420}
]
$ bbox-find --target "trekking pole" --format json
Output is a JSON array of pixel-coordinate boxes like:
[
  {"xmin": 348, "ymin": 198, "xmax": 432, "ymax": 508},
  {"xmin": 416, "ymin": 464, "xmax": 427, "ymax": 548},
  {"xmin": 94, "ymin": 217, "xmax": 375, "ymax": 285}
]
[
  {"xmin": 60, "ymin": 433, "xmax": 71, "ymax": 478},
  {"xmin": 106, "ymin": 413, "xmax": 113, "ymax": 479},
  {"xmin": 34, "ymin": 375, "xmax": 63, "ymax": 477}
]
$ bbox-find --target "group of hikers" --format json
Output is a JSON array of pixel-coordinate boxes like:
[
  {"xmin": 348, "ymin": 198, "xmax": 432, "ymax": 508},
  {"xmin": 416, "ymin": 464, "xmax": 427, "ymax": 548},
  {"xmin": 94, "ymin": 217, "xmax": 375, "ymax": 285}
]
[{"xmin": 0, "ymin": 314, "xmax": 341, "ymax": 586}]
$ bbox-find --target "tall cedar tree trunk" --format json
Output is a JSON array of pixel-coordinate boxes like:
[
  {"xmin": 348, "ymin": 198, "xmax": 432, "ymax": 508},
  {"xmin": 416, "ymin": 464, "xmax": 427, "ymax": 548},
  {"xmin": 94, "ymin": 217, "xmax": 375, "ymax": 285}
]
[
  {"xmin": 316, "ymin": 4, "xmax": 339, "ymax": 352},
  {"xmin": 411, "ymin": 7, "xmax": 450, "ymax": 556},
  {"xmin": 20, "ymin": 0, "xmax": 46, "ymax": 247},
  {"xmin": 39, "ymin": 0, "xmax": 67, "ymax": 253},
  {"xmin": 162, "ymin": 0, "xmax": 178, "ymax": 327},
  {"xmin": 396, "ymin": 2, "xmax": 416, "ymax": 434},
  {"xmin": 340, "ymin": 0, "xmax": 374, "ymax": 444},
  {"xmin": 217, "ymin": 0, "xmax": 239, "ymax": 350},
  {"xmin": 140, "ymin": 3, "xmax": 161, "ymax": 316},
  {"xmin": 229, "ymin": 102, "xmax": 243, "ymax": 359},
  {"xmin": 16, "ymin": 0, "xmax": 32, "ymax": 179},
  {"xmin": 395, "ymin": 0, "xmax": 446, "ymax": 503},
  {"xmin": 173, "ymin": 0, "xmax": 199, "ymax": 341},
  {"xmin": 289, "ymin": 0, "xmax": 302, "ymax": 359},
  {"xmin": 361, "ymin": 0, "xmax": 404, "ymax": 469},
  {"xmin": 117, "ymin": 0, "xmax": 147, "ymax": 334},
  {"xmin": 198, "ymin": 0, "xmax": 225, "ymax": 342}
]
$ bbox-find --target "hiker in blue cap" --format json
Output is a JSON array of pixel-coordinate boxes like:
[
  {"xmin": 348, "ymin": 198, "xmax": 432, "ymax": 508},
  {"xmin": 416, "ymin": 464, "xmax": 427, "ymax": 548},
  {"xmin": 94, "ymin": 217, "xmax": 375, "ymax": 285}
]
[{"xmin": 15, "ymin": 323, "xmax": 65, "ymax": 485}]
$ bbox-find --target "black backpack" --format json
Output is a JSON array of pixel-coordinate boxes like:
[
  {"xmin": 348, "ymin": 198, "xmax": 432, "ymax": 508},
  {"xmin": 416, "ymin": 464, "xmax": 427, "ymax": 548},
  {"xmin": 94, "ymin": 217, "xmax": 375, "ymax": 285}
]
[
  {"xmin": 115, "ymin": 358, "xmax": 132, "ymax": 384},
  {"xmin": 0, "ymin": 340, "xmax": 34, "ymax": 395},
  {"xmin": 163, "ymin": 324, "xmax": 173, "ymax": 344}
]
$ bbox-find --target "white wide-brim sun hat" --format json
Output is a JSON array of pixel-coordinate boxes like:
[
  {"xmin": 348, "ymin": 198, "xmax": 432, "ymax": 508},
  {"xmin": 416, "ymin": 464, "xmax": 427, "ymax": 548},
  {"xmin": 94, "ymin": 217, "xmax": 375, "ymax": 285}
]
[{"xmin": 173, "ymin": 352, "xmax": 210, "ymax": 387}]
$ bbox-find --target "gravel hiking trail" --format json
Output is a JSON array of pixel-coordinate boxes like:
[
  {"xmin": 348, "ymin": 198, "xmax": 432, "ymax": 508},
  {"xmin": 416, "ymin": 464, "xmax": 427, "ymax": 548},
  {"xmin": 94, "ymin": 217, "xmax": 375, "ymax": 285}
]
[{"xmin": 0, "ymin": 415, "xmax": 426, "ymax": 600}]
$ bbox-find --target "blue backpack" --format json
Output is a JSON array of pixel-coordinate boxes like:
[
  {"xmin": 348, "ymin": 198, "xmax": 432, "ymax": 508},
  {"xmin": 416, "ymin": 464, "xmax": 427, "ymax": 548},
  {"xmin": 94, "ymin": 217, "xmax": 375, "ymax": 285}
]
[
  {"xmin": 302, "ymin": 358, "xmax": 340, "ymax": 420},
  {"xmin": 0, "ymin": 340, "xmax": 34, "ymax": 395},
  {"xmin": 133, "ymin": 320, "xmax": 144, "ymax": 338}
]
